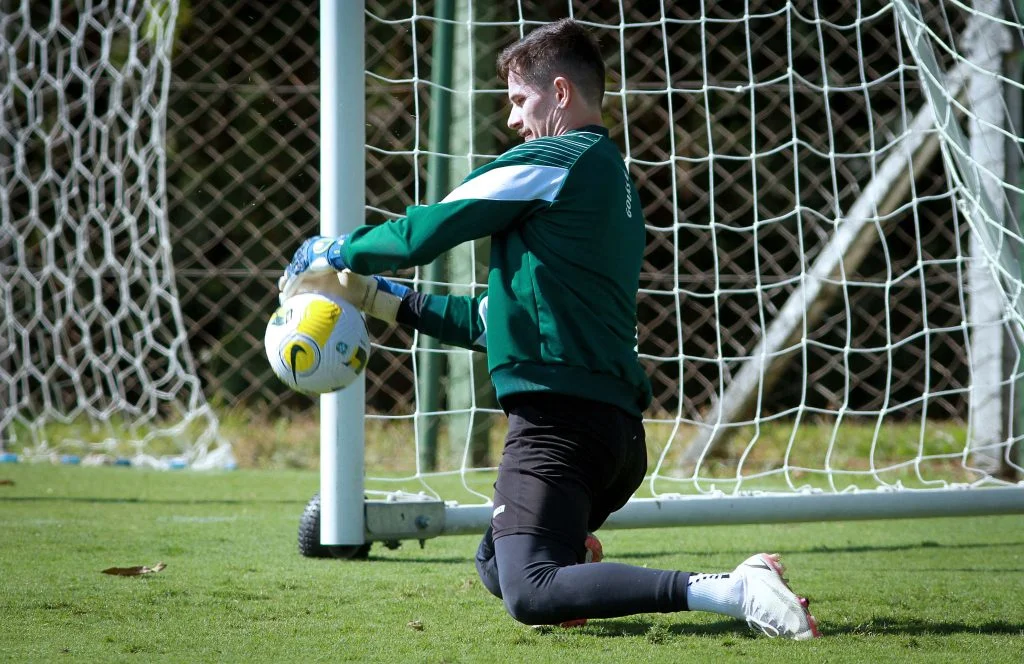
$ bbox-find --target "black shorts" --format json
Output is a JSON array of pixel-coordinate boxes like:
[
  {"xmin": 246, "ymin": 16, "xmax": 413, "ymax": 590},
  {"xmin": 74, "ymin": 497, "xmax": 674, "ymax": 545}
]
[{"xmin": 490, "ymin": 392, "xmax": 647, "ymax": 557}]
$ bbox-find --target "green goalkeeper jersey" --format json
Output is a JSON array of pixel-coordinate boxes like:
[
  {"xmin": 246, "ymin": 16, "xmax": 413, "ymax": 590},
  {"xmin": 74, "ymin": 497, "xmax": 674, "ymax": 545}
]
[{"xmin": 341, "ymin": 125, "xmax": 652, "ymax": 416}]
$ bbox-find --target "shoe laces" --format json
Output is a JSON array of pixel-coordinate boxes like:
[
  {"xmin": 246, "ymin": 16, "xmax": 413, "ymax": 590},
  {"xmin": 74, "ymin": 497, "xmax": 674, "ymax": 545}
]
[{"xmin": 745, "ymin": 612, "xmax": 783, "ymax": 638}]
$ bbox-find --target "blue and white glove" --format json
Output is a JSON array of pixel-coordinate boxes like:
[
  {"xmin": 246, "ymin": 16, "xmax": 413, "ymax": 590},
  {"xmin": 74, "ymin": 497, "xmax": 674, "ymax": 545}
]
[
  {"xmin": 278, "ymin": 234, "xmax": 349, "ymax": 301},
  {"xmin": 336, "ymin": 270, "xmax": 410, "ymax": 324}
]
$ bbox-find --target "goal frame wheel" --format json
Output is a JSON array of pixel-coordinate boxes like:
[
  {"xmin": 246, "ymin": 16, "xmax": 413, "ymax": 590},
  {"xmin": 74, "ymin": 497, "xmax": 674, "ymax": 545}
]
[{"xmin": 298, "ymin": 492, "xmax": 371, "ymax": 559}]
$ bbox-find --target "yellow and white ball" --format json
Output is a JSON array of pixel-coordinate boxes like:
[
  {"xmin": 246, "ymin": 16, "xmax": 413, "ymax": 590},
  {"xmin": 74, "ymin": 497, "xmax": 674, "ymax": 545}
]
[{"xmin": 264, "ymin": 291, "xmax": 370, "ymax": 394}]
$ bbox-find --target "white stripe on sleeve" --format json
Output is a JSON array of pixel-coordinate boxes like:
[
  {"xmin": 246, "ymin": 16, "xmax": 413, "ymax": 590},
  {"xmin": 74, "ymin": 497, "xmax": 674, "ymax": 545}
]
[
  {"xmin": 473, "ymin": 296, "xmax": 488, "ymax": 349},
  {"xmin": 442, "ymin": 164, "xmax": 567, "ymax": 204}
]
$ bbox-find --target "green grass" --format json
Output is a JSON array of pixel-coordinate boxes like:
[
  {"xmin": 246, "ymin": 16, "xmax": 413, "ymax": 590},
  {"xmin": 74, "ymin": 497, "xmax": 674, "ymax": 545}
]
[{"xmin": 2, "ymin": 465, "xmax": 1023, "ymax": 662}]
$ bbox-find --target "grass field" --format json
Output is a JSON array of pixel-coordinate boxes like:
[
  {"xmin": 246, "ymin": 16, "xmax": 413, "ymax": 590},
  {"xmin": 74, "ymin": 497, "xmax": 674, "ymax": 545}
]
[{"xmin": 1, "ymin": 464, "xmax": 1023, "ymax": 663}]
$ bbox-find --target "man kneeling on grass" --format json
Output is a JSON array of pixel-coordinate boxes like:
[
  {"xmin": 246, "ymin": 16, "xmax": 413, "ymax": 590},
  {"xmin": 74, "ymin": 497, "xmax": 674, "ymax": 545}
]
[{"xmin": 280, "ymin": 18, "xmax": 819, "ymax": 640}]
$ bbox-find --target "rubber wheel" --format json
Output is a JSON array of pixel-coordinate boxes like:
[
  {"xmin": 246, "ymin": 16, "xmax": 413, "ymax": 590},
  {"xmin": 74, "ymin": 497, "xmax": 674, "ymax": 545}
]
[{"xmin": 298, "ymin": 492, "xmax": 371, "ymax": 559}]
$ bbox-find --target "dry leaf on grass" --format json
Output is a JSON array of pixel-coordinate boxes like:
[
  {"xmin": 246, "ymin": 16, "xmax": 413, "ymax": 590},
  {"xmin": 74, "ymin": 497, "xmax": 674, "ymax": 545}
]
[
  {"xmin": 101, "ymin": 562, "xmax": 167, "ymax": 576},
  {"xmin": 0, "ymin": 480, "xmax": 14, "ymax": 486}
]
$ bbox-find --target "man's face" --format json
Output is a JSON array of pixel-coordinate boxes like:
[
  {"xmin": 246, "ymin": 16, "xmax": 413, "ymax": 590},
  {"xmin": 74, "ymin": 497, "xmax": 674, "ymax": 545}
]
[{"xmin": 505, "ymin": 70, "xmax": 560, "ymax": 142}]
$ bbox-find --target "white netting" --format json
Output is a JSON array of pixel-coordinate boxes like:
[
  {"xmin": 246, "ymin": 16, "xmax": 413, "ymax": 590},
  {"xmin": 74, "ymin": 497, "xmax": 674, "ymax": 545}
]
[
  {"xmin": 1, "ymin": 1, "xmax": 231, "ymax": 469},
  {"xmin": 359, "ymin": 1, "xmax": 1023, "ymax": 506}
]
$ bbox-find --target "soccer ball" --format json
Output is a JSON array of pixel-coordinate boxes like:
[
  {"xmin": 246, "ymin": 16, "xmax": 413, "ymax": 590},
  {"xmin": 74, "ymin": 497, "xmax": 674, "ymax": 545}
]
[{"xmin": 264, "ymin": 291, "xmax": 370, "ymax": 394}]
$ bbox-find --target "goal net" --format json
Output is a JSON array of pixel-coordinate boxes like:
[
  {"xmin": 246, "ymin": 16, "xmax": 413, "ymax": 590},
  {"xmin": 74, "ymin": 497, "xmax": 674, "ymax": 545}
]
[
  {"xmin": 4, "ymin": 0, "xmax": 1023, "ymax": 508},
  {"xmin": 1, "ymin": 2, "xmax": 230, "ymax": 469},
  {"xmin": 357, "ymin": 0, "xmax": 1024, "ymax": 514}
]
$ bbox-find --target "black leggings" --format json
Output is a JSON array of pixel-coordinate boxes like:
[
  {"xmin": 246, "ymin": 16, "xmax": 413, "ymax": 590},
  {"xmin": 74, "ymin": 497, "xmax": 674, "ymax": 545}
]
[{"xmin": 475, "ymin": 527, "xmax": 689, "ymax": 625}]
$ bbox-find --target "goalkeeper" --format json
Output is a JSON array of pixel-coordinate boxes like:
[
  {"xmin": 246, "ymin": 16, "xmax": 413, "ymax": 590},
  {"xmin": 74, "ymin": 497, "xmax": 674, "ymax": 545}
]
[{"xmin": 280, "ymin": 19, "xmax": 818, "ymax": 639}]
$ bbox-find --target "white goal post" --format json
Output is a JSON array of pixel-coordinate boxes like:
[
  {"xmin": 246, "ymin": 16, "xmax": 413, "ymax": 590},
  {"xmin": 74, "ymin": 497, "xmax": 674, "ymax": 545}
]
[{"xmin": 318, "ymin": 0, "xmax": 1024, "ymax": 549}]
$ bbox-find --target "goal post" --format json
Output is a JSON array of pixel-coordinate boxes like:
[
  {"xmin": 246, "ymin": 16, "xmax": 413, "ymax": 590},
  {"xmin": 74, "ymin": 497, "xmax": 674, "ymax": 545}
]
[{"xmin": 319, "ymin": 0, "xmax": 368, "ymax": 549}]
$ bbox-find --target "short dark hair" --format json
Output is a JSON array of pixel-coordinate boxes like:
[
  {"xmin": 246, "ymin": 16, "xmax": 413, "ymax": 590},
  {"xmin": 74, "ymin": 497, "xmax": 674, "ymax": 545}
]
[{"xmin": 496, "ymin": 19, "xmax": 605, "ymax": 108}]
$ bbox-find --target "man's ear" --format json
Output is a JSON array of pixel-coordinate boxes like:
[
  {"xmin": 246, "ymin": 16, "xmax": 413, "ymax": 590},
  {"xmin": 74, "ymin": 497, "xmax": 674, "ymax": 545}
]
[{"xmin": 553, "ymin": 76, "xmax": 571, "ymax": 108}]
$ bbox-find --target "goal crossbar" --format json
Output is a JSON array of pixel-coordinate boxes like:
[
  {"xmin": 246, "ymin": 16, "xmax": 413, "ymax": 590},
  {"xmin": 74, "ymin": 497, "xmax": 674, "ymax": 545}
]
[{"xmin": 362, "ymin": 488, "xmax": 1024, "ymax": 542}]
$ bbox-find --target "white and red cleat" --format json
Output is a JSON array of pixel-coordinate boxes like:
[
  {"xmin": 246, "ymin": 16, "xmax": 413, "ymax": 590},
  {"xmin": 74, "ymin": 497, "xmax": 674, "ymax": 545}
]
[
  {"xmin": 733, "ymin": 553, "xmax": 821, "ymax": 640},
  {"xmin": 582, "ymin": 532, "xmax": 603, "ymax": 564}
]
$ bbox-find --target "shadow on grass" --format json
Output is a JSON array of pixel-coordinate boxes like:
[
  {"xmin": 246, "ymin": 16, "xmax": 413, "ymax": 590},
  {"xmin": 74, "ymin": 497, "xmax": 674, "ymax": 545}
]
[
  {"xmin": 0, "ymin": 496, "xmax": 303, "ymax": 505},
  {"xmin": 581, "ymin": 618, "xmax": 748, "ymax": 639},
  {"xmin": 586, "ymin": 617, "xmax": 1024, "ymax": 638},
  {"xmin": 363, "ymin": 555, "xmax": 471, "ymax": 564},
  {"xmin": 820, "ymin": 618, "xmax": 1024, "ymax": 637}
]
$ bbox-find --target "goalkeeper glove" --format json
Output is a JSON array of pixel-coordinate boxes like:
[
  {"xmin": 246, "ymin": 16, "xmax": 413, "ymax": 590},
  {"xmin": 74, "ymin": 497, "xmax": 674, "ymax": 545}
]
[
  {"xmin": 277, "ymin": 270, "xmax": 409, "ymax": 324},
  {"xmin": 335, "ymin": 270, "xmax": 410, "ymax": 324},
  {"xmin": 278, "ymin": 234, "xmax": 350, "ymax": 297}
]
